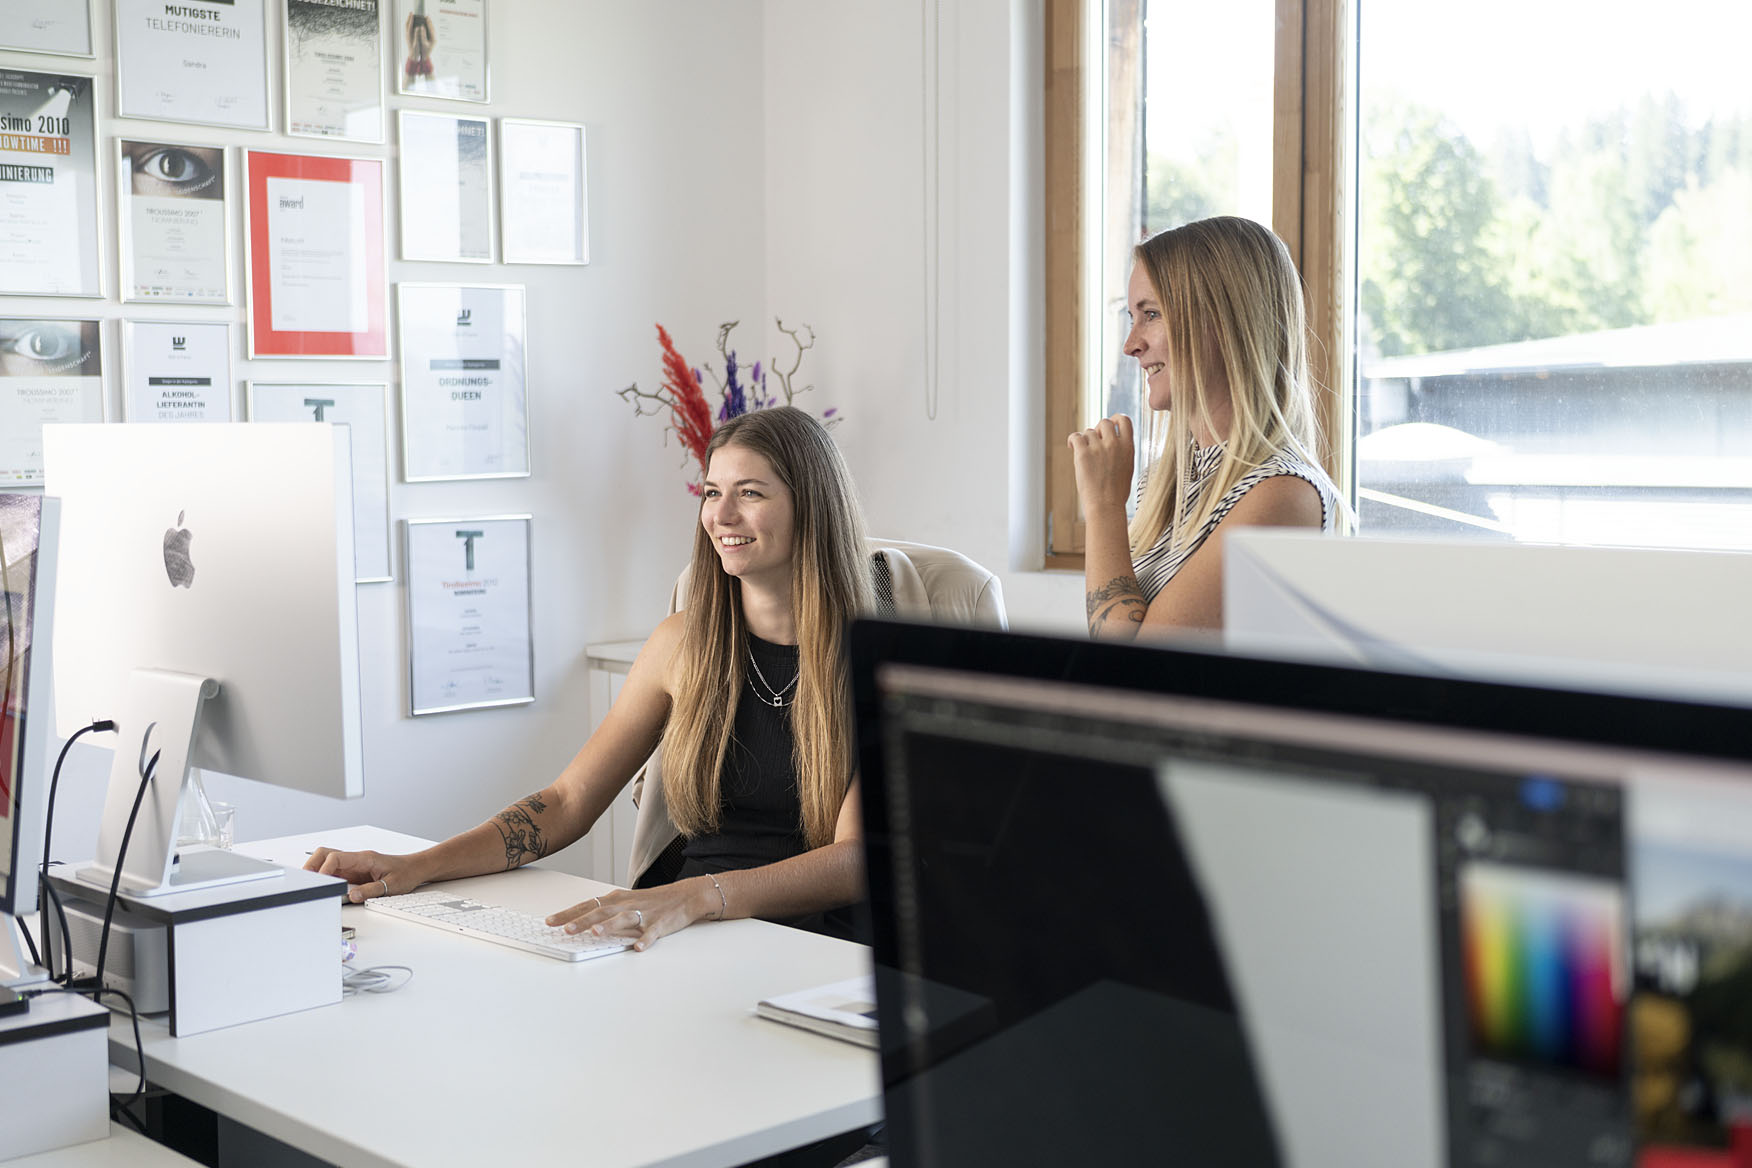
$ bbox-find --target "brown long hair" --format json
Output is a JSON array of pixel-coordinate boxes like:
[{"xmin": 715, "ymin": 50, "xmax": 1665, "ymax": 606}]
[
  {"xmin": 661, "ymin": 407, "xmax": 873, "ymax": 848},
  {"xmin": 1128, "ymin": 216, "xmax": 1334, "ymax": 556}
]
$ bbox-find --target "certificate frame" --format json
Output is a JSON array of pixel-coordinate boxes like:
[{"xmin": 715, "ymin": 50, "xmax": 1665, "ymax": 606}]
[
  {"xmin": 396, "ymin": 282, "xmax": 529, "ymax": 481},
  {"xmin": 397, "ymin": 110, "xmax": 494, "ymax": 263},
  {"xmin": 0, "ymin": 69, "xmax": 104, "ymax": 298},
  {"xmin": 403, "ymin": 513, "xmax": 534, "ymax": 716},
  {"xmin": 120, "ymin": 319, "xmax": 234, "ymax": 423},
  {"xmin": 247, "ymin": 380, "xmax": 394, "ymax": 583},
  {"xmin": 0, "ymin": 317, "xmax": 106, "ymax": 487},
  {"xmin": 284, "ymin": 0, "xmax": 386, "ymax": 144},
  {"xmin": 0, "ymin": 0, "xmax": 95, "ymax": 57},
  {"xmin": 116, "ymin": 138, "xmax": 235, "ymax": 305},
  {"xmin": 114, "ymin": 0, "xmax": 271, "ymax": 131},
  {"xmin": 244, "ymin": 149, "xmax": 389, "ymax": 359},
  {"xmin": 498, "ymin": 118, "xmax": 588, "ymax": 266},
  {"xmin": 392, "ymin": 0, "xmax": 488, "ymax": 104}
]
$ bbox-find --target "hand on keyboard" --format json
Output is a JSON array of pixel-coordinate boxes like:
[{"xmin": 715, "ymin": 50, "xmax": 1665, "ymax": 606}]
[
  {"xmin": 543, "ymin": 879, "xmax": 726, "ymax": 954},
  {"xmin": 305, "ymin": 845, "xmax": 423, "ymax": 904}
]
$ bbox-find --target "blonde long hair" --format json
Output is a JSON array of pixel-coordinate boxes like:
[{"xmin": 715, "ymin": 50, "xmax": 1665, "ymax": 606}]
[
  {"xmin": 661, "ymin": 407, "xmax": 874, "ymax": 849},
  {"xmin": 1129, "ymin": 216, "xmax": 1328, "ymax": 557}
]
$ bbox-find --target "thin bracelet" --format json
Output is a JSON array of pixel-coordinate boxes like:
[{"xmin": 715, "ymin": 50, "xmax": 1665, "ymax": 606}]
[{"xmin": 707, "ymin": 873, "xmax": 727, "ymax": 920}]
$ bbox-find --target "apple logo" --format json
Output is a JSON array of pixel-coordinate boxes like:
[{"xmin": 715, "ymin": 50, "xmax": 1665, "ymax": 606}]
[{"xmin": 163, "ymin": 510, "xmax": 195, "ymax": 588}]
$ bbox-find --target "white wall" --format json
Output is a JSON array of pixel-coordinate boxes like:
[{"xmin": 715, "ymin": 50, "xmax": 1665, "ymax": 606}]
[
  {"xmin": 762, "ymin": 0, "xmax": 1083, "ymax": 635},
  {"xmin": 17, "ymin": 0, "xmax": 769, "ymax": 874},
  {"xmin": 24, "ymin": 0, "xmax": 1086, "ymax": 878}
]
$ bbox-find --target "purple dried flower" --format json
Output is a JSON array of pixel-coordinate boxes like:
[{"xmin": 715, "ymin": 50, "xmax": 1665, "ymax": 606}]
[
  {"xmin": 823, "ymin": 408, "xmax": 839, "ymax": 418},
  {"xmin": 723, "ymin": 349, "xmax": 746, "ymax": 418}
]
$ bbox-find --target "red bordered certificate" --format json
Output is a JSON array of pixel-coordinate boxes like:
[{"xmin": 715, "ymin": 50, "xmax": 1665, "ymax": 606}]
[{"xmin": 244, "ymin": 150, "xmax": 387, "ymax": 359}]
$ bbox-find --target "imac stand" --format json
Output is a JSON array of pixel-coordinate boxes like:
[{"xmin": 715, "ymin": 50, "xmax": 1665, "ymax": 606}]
[
  {"xmin": 74, "ymin": 669, "xmax": 279, "ymax": 898},
  {"xmin": 0, "ymin": 918, "xmax": 50, "ymax": 988}
]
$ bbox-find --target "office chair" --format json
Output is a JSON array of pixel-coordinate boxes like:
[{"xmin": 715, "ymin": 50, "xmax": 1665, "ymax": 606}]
[{"xmin": 625, "ymin": 538, "xmax": 1007, "ymax": 889}]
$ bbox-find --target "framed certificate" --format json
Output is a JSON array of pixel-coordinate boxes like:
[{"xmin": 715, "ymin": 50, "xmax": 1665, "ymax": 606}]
[
  {"xmin": 0, "ymin": 318, "xmax": 105, "ymax": 485},
  {"xmin": 498, "ymin": 118, "xmax": 587, "ymax": 265},
  {"xmin": 0, "ymin": 69, "xmax": 102, "ymax": 298},
  {"xmin": 398, "ymin": 111, "xmax": 493, "ymax": 262},
  {"xmin": 404, "ymin": 514, "xmax": 533, "ymax": 716},
  {"xmin": 244, "ymin": 150, "xmax": 388, "ymax": 359},
  {"xmin": 393, "ymin": 0, "xmax": 487, "ymax": 103},
  {"xmin": 248, "ymin": 381, "xmax": 393, "ymax": 582},
  {"xmin": 0, "ymin": 0, "xmax": 94, "ymax": 56},
  {"xmin": 115, "ymin": 0, "xmax": 270, "ymax": 131},
  {"xmin": 285, "ymin": 0, "xmax": 385, "ymax": 143},
  {"xmin": 121, "ymin": 319, "xmax": 234, "ymax": 422},
  {"xmin": 397, "ymin": 283, "xmax": 528, "ymax": 480},
  {"xmin": 117, "ymin": 139, "xmax": 233, "ymax": 304}
]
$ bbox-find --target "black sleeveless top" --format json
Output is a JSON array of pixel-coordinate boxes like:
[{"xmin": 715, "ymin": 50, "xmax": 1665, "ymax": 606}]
[{"xmin": 677, "ymin": 633, "xmax": 809, "ymax": 878}]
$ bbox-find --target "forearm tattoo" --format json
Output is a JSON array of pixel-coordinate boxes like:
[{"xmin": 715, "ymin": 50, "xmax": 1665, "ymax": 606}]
[
  {"xmin": 1086, "ymin": 575, "xmax": 1147, "ymax": 634},
  {"xmin": 491, "ymin": 793, "xmax": 549, "ymax": 869}
]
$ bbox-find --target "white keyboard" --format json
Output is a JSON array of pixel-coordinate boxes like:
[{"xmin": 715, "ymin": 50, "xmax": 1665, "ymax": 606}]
[{"xmin": 363, "ymin": 890, "xmax": 634, "ymax": 963}]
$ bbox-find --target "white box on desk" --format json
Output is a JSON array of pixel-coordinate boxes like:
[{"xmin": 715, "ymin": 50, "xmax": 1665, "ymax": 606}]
[
  {"xmin": 0, "ymin": 993, "xmax": 109, "ymax": 1161},
  {"xmin": 47, "ymin": 864, "xmax": 344, "ymax": 1036}
]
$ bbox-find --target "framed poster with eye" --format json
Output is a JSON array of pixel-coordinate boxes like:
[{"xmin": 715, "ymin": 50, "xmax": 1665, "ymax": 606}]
[
  {"xmin": 284, "ymin": 0, "xmax": 385, "ymax": 143},
  {"xmin": 248, "ymin": 381, "xmax": 393, "ymax": 582},
  {"xmin": 0, "ymin": 0, "xmax": 94, "ymax": 56},
  {"xmin": 0, "ymin": 69, "xmax": 102, "ymax": 298},
  {"xmin": 244, "ymin": 149, "xmax": 388, "ymax": 359},
  {"xmin": 117, "ymin": 139, "xmax": 233, "ymax": 305},
  {"xmin": 0, "ymin": 318, "xmax": 105, "ymax": 486},
  {"xmin": 114, "ymin": 0, "xmax": 270, "ymax": 131},
  {"xmin": 404, "ymin": 514, "xmax": 533, "ymax": 716}
]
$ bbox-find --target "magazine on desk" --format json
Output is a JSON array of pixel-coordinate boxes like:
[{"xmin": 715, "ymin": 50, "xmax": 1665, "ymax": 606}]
[{"xmin": 756, "ymin": 975, "xmax": 880, "ymax": 1048}]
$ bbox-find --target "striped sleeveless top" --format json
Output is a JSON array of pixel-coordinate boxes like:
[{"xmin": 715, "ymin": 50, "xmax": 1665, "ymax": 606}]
[{"xmin": 1133, "ymin": 439, "xmax": 1341, "ymax": 604}]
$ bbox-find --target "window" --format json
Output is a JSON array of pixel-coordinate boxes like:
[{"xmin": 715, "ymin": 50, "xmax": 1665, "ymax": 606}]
[
  {"xmin": 1047, "ymin": 0, "xmax": 1748, "ymax": 564},
  {"xmin": 1044, "ymin": 0, "xmax": 1350, "ymax": 565},
  {"xmin": 1357, "ymin": 0, "xmax": 1752, "ymax": 550}
]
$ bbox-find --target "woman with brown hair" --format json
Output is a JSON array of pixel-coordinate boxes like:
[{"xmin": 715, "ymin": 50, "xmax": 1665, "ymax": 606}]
[
  {"xmin": 307, "ymin": 406, "xmax": 874, "ymax": 949},
  {"xmin": 1069, "ymin": 215, "xmax": 1345, "ymax": 636}
]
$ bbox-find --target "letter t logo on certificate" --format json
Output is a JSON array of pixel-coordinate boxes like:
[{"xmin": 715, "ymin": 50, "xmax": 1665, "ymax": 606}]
[{"xmin": 244, "ymin": 150, "xmax": 387, "ymax": 359}]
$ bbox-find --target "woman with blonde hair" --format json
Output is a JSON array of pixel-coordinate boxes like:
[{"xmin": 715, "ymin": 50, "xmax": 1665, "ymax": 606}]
[
  {"xmin": 1069, "ymin": 215, "xmax": 1343, "ymax": 637},
  {"xmin": 308, "ymin": 406, "xmax": 875, "ymax": 948}
]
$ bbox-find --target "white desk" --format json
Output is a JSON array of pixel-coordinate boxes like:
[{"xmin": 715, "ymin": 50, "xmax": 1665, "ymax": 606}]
[{"xmin": 112, "ymin": 826, "xmax": 881, "ymax": 1168}]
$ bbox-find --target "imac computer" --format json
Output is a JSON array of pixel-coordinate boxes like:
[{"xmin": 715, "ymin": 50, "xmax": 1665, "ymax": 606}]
[
  {"xmin": 852, "ymin": 620, "xmax": 1752, "ymax": 1167},
  {"xmin": 1, "ymin": 494, "xmax": 60, "ymax": 986},
  {"xmin": 42, "ymin": 422, "xmax": 364, "ymax": 897}
]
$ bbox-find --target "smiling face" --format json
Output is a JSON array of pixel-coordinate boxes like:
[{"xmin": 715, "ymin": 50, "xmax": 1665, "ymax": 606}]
[
  {"xmin": 700, "ymin": 443, "xmax": 796, "ymax": 587},
  {"xmin": 1123, "ymin": 263, "xmax": 1173, "ymax": 412}
]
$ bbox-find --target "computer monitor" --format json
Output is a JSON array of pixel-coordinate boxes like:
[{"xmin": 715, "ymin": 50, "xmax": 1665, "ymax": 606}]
[
  {"xmin": 1223, "ymin": 528, "xmax": 1752, "ymax": 704},
  {"xmin": 42, "ymin": 422, "xmax": 363, "ymax": 897},
  {"xmin": 1, "ymin": 494, "xmax": 60, "ymax": 986},
  {"xmin": 852, "ymin": 620, "xmax": 1752, "ymax": 1167}
]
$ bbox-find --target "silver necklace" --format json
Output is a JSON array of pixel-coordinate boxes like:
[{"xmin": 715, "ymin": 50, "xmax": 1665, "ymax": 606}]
[{"xmin": 746, "ymin": 645, "xmax": 799, "ymax": 708}]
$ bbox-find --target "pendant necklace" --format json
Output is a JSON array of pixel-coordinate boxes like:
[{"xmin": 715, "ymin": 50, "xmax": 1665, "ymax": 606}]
[{"xmin": 746, "ymin": 646, "xmax": 799, "ymax": 708}]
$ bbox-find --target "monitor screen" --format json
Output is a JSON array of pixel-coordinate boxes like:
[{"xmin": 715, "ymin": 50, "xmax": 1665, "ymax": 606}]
[
  {"xmin": 42, "ymin": 422, "xmax": 363, "ymax": 895},
  {"xmin": 852, "ymin": 621, "xmax": 1752, "ymax": 1167}
]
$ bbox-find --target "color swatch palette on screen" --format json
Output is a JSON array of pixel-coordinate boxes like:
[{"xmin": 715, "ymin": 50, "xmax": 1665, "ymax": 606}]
[{"xmin": 1461, "ymin": 862, "xmax": 1627, "ymax": 1077}]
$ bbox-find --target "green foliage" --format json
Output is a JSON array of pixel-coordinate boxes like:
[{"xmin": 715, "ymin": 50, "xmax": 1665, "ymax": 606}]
[
  {"xmin": 1145, "ymin": 128, "xmax": 1238, "ymax": 233},
  {"xmin": 1358, "ymin": 95, "xmax": 1752, "ymax": 358}
]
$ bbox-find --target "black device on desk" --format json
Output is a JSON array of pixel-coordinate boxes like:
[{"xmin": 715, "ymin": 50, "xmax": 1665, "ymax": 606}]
[{"xmin": 851, "ymin": 620, "xmax": 1752, "ymax": 1168}]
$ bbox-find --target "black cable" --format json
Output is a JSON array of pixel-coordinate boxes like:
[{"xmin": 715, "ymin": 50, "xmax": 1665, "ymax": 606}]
[
  {"xmin": 91, "ymin": 747, "xmax": 158, "ymax": 996},
  {"xmin": 25, "ymin": 984, "xmax": 148, "ymax": 1111},
  {"xmin": 39, "ymin": 719, "xmax": 116, "ymax": 983}
]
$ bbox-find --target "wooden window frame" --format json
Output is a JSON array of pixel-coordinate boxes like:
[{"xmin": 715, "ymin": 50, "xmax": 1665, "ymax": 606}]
[{"xmin": 1043, "ymin": 0, "xmax": 1354, "ymax": 570}]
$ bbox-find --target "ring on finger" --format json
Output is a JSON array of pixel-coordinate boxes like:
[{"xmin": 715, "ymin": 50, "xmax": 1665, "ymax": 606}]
[
  {"xmin": 592, "ymin": 896, "xmax": 603, "ymax": 911},
  {"xmin": 633, "ymin": 908, "xmax": 645, "ymax": 929}
]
